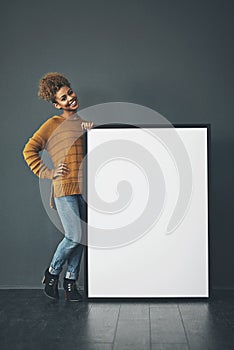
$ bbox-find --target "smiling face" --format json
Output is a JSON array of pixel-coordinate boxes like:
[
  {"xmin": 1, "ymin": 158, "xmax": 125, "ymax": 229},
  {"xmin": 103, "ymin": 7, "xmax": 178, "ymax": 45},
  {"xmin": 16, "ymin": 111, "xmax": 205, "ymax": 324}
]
[{"xmin": 53, "ymin": 85, "xmax": 79, "ymax": 116}]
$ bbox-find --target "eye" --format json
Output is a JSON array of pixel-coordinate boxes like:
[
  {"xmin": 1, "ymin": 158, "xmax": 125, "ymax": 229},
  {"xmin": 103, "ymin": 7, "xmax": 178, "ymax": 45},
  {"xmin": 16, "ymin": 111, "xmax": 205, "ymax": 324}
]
[
  {"xmin": 68, "ymin": 89, "xmax": 73, "ymax": 95},
  {"xmin": 61, "ymin": 97, "xmax": 66, "ymax": 101}
]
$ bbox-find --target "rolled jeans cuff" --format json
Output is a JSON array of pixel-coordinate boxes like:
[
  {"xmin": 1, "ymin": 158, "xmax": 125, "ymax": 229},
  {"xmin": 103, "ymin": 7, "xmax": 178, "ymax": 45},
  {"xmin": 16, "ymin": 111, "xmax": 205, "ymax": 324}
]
[
  {"xmin": 49, "ymin": 266, "xmax": 61, "ymax": 276},
  {"xmin": 65, "ymin": 271, "xmax": 78, "ymax": 280}
]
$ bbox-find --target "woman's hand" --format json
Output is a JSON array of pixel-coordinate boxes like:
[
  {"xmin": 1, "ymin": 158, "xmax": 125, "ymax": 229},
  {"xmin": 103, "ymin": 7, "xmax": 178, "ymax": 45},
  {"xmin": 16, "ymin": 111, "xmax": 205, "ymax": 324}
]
[
  {"xmin": 53, "ymin": 163, "xmax": 70, "ymax": 179},
  {"xmin": 81, "ymin": 121, "xmax": 94, "ymax": 131}
]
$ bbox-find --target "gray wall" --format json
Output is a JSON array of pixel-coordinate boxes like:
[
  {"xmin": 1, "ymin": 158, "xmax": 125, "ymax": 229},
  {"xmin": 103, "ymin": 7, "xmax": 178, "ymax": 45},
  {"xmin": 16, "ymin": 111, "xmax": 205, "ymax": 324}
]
[{"xmin": 1, "ymin": 0, "xmax": 233, "ymax": 290}]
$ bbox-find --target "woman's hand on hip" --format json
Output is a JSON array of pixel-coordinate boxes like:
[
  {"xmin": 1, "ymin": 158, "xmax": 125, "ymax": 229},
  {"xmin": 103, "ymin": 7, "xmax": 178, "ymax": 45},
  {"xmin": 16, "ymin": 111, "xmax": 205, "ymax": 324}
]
[{"xmin": 53, "ymin": 163, "xmax": 70, "ymax": 179}]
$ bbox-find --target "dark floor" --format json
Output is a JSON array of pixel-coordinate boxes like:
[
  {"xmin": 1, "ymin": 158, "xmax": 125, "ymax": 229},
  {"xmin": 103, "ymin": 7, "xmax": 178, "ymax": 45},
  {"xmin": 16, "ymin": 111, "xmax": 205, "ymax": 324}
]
[{"xmin": 1, "ymin": 290, "xmax": 234, "ymax": 350}]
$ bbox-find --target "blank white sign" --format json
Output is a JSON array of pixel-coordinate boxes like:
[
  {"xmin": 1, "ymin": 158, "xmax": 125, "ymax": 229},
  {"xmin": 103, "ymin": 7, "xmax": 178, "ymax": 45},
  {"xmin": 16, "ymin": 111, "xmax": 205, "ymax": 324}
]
[{"xmin": 86, "ymin": 126, "xmax": 209, "ymax": 298}]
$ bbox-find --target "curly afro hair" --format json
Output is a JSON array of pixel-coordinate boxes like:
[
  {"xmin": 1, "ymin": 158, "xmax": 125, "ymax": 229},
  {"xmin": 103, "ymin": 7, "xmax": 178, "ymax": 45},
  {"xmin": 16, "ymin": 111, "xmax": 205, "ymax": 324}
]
[{"xmin": 38, "ymin": 72, "xmax": 71, "ymax": 103}]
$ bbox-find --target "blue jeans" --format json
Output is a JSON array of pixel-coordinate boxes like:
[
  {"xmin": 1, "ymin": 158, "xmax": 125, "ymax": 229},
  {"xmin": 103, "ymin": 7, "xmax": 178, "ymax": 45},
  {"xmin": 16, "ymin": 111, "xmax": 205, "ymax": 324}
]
[{"xmin": 49, "ymin": 194, "xmax": 87, "ymax": 280}]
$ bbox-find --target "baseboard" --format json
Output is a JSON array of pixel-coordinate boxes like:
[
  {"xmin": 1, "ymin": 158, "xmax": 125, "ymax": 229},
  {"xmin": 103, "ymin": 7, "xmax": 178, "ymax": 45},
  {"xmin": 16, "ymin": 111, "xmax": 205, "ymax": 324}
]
[
  {"xmin": 0, "ymin": 285, "xmax": 85, "ymax": 291},
  {"xmin": 0, "ymin": 286, "xmax": 233, "ymax": 298}
]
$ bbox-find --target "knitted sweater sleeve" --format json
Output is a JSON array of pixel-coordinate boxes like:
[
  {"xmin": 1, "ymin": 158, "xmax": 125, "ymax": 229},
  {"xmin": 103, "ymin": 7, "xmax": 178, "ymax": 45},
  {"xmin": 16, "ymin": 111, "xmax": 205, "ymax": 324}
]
[{"xmin": 22, "ymin": 118, "xmax": 55, "ymax": 179}]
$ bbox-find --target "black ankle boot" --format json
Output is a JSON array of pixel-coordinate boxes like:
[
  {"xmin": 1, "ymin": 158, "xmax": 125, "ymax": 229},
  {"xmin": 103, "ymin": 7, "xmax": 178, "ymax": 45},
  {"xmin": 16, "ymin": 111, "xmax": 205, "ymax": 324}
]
[
  {"xmin": 63, "ymin": 278, "xmax": 83, "ymax": 302},
  {"xmin": 42, "ymin": 268, "xmax": 59, "ymax": 300}
]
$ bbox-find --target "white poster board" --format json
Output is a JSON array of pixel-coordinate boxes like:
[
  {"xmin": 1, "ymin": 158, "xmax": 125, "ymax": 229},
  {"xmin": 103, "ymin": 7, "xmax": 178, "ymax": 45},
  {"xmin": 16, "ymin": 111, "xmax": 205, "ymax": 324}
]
[{"xmin": 86, "ymin": 126, "xmax": 209, "ymax": 298}]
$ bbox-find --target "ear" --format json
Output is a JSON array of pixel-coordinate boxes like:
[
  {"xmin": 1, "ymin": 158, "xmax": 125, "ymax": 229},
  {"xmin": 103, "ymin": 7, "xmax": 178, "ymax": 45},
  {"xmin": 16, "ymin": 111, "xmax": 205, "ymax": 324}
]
[{"xmin": 53, "ymin": 102, "xmax": 62, "ymax": 110}]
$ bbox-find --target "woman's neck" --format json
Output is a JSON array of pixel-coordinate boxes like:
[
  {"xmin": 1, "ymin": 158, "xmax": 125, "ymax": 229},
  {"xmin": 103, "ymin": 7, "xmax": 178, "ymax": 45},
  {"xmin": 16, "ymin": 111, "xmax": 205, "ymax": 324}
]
[{"xmin": 60, "ymin": 110, "xmax": 78, "ymax": 119}]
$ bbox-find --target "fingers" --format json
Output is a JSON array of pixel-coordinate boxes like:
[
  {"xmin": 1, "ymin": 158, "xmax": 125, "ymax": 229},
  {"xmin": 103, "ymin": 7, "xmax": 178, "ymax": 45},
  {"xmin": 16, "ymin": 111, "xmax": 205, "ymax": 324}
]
[
  {"xmin": 58, "ymin": 162, "xmax": 69, "ymax": 171},
  {"xmin": 53, "ymin": 162, "xmax": 70, "ymax": 178},
  {"xmin": 81, "ymin": 121, "xmax": 94, "ymax": 130},
  {"xmin": 58, "ymin": 163, "xmax": 70, "ymax": 175}
]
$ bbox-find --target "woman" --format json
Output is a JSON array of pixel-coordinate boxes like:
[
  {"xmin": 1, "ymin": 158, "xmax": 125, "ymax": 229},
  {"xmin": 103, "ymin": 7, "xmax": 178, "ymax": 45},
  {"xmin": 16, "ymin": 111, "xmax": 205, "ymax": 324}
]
[{"xmin": 22, "ymin": 72, "xmax": 93, "ymax": 301}]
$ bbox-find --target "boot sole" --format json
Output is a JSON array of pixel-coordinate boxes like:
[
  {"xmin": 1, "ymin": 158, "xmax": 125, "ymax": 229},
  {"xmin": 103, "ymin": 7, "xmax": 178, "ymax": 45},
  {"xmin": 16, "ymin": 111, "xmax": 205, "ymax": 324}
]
[
  {"xmin": 64, "ymin": 291, "xmax": 83, "ymax": 302},
  {"xmin": 43, "ymin": 290, "xmax": 59, "ymax": 300}
]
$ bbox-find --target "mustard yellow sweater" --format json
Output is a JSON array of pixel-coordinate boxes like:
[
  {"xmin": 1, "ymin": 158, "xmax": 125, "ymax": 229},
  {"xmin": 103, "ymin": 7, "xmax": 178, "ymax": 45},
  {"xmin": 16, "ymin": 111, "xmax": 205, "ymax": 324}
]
[{"xmin": 23, "ymin": 114, "xmax": 86, "ymax": 208}]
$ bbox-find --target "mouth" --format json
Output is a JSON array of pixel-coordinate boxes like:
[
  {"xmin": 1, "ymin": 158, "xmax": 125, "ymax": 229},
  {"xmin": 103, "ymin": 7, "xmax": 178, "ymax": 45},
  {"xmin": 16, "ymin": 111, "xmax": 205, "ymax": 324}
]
[{"xmin": 69, "ymin": 98, "xmax": 78, "ymax": 107}]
